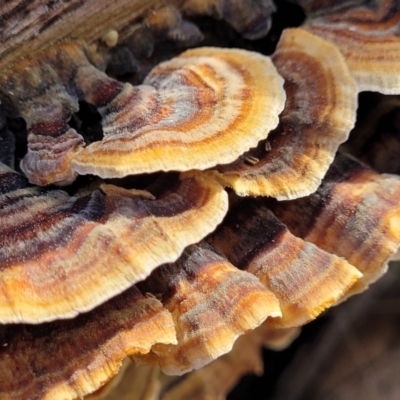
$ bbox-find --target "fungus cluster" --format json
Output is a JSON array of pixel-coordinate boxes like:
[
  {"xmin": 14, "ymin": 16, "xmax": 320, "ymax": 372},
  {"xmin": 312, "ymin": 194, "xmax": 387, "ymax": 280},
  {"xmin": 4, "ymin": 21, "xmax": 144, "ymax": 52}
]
[{"xmin": 1, "ymin": 0, "xmax": 400, "ymax": 399}]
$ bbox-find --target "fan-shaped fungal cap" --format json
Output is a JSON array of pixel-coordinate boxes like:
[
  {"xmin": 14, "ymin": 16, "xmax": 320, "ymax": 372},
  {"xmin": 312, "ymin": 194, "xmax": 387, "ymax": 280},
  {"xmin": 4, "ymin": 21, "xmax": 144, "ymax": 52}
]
[
  {"xmin": 71, "ymin": 46, "xmax": 285, "ymax": 180},
  {"xmin": 137, "ymin": 242, "xmax": 281, "ymax": 375},
  {"xmin": 86, "ymin": 325, "xmax": 300, "ymax": 400},
  {"xmin": 270, "ymin": 152, "xmax": 400, "ymax": 296},
  {"xmin": 4, "ymin": 43, "xmax": 284, "ymax": 185},
  {"xmin": 210, "ymin": 28, "xmax": 357, "ymax": 200},
  {"xmin": 0, "ymin": 287, "xmax": 176, "ymax": 400},
  {"xmin": 210, "ymin": 197, "xmax": 361, "ymax": 328},
  {"xmin": 0, "ymin": 164, "xmax": 228, "ymax": 323},
  {"xmin": 301, "ymin": 0, "xmax": 400, "ymax": 94}
]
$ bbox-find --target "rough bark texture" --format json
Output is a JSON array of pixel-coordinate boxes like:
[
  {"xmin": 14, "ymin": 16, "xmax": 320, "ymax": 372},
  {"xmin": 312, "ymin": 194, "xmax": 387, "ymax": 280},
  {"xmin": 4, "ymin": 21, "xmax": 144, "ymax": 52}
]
[{"xmin": 0, "ymin": 0, "xmax": 160, "ymax": 71}]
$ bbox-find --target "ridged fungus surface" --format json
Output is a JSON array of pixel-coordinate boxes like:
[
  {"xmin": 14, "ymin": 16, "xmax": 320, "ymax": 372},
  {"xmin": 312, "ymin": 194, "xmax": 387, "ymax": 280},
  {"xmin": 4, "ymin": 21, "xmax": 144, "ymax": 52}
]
[
  {"xmin": 210, "ymin": 195, "xmax": 361, "ymax": 328},
  {"xmin": 0, "ymin": 287, "xmax": 176, "ymax": 400},
  {"xmin": 270, "ymin": 152, "xmax": 400, "ymax": 296},
  {"xmin": 300, "ymin": 0, "xmax": 400, "ymax": 93},
  {"xmin": 1, "ymin": 0, "xmax": 400, "ymax": 399},
  {"xmin": 0, "ymin": 164, "xmax": 228, "ymax": 323},
  {"xmin": 71, "ymin": 46, "xmax": 285, "ymax": 181},
  {"xmin": 2, "ymin": 44, "xmax": 285, "ymax": 186},
  {"xmin": 211, "ymin": 28, "xmax": 357, "ymax": 199},
  {"xmin": 136, "ymin": 242, "xmax": 281, "ymax": 374}
]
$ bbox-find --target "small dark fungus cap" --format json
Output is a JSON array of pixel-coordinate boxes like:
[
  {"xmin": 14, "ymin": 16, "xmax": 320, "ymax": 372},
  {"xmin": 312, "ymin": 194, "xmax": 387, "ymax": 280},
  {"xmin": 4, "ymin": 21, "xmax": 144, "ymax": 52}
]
[
  {"xmin": 0, "ymin": 56, "xmax": 84, "ymax": 186},
  {"xmin": 176, "ymin": 0, "xmax": 276, "ymax": 39}
]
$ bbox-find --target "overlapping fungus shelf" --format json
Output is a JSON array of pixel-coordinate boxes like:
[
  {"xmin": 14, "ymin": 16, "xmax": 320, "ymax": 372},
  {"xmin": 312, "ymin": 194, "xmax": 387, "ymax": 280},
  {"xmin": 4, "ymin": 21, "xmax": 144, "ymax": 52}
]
[
  {"xmin": 297, "ymin": 0, "xmax": 400, "ymax": 94},
  {"xmin": 1, "ymin": 43, "xmax": 285, "ymax": 186},
  {"xmin": 87, "ymin": 326, "xmax": 300, "ymax": 400},
  {"xmin": 169, "ymin": 0, "xmax": 277, "ymax": 39},
  {"xmin": 0, "ymin": 163, "xmax": 227, "ymax": 323},
  {"xmin": 1, "ymin": 0, "xmax": 400, "ymax": 399},
  {"xmin": 269, "ymin": 152, "xmax": 400, "ymax": 296},
  {"xmin": 210, "ymin": 194, "xmax": 361, "ymax": 328},
  {"xmin": 210, "ymin": 28, "xmax": 357, "ymax": 200},
  {"xmin": 72, "ymin": 46, "xmax": 285, "ymax": 180},
  {"xmin": 0, "ymin": 287, "xmax": 176, "ymax": 400},
  {"xmin": 136, "ymin": 242, "xmax": 281, "ymax": 375}
]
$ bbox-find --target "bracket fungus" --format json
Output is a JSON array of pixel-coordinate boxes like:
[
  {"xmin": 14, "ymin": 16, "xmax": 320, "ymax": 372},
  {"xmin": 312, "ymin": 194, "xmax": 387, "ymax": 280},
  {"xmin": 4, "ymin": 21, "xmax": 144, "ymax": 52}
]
[
  {"xmin": 72, "ymin": 46, "xmax": 285, "ymax": 181},
  {"xmin": 171, "ymin": 0, "xmax": 277, "ymax": 39},
  {"xmin": 2, "ymin": 0, "xmax": 400, "ymax": 399},
  {"xmin": 158, "ymin": 326, "xmax": 301, "ymax": 400},
  {"xmin": 0, "ymin": 287, "xmax": 176, "ymax": 400},
  {"xmin": 1, "ymin": 43, "xmax": 285, "ymax": 186},
  {"xmin": 270, "ymin": 152, "xmax": 400, "ymax": 296},
  {"xmin": 298, "ymin": 0, "xmax": 400, "ymax": 94},
  {"xmin": 210, "ymin": 196, "xmax": 361, "ymax": 328},
  {"xmin": 210, "ymin": 28, "xmax": 358, "ymax": 200},
  {"xmin": 136, "ymin": 242, "xmax": 281, "ymax": 375},
  {"xmin": 0, "ymin": 164, "xmax": 228, "ymax": 323}
]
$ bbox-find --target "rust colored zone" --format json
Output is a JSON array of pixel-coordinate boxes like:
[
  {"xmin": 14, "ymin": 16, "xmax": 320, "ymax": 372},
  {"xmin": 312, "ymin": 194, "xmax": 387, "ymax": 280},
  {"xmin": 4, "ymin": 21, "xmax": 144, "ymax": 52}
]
[
  {"xmin": 302, "ymin": 0, "xmax": 400, "ymax": 93},
  {"xmin": 211, "ymin": 28, "xmax": 357, "ymax": 200},
  {"xmin": 0, "ymin": 287, "xmax": 175, "ymax": 400},
  {"xmin": 270, "ymin": 152, "xmax": 400, "ymax": 295},
  {"xmin": 0, "ymin": 164, "xmax": 227, "ymax": 323},
  {"xmin": 210, "ymin": 196, "xmax": 360, "ymax": 328},
  {"xmin": 137, "ymin": 242, "xmax": 281, "ymax": 374},
  {"xmin": 71, "ymin": 46, "xmax": 285, "ymax": 179},
  {"xmin": 2, "ymin": 44, "xmax": 285, "ymax": 186}
]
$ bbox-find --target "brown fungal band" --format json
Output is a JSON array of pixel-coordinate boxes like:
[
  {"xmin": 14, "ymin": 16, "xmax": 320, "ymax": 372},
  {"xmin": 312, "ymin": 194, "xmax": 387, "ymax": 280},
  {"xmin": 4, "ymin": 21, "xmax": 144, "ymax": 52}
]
[
  {"xmin": 300, "ymin": 0, "xmax": 400, "ymax": 94},
  {"xmin": 71, "ymin": 46, "xmax": 285, "ymax": 181},
  {"xmin": 2, "ymin": 0, "xmax": 400, "ymax": 398},
  {"xmin": 0, "ymin": 164, "xmax": 228, "ymax": 323},
  {"xmin": 137, "ymin": 242, "xmax": 281, "ymax": 374},
  {"xmin": 2, "ymin": 43, "xmax": 285, "ymax": 186},
  {"xmin": 270, "ymin": 152, "xmax": 400, "ymax": 296},
  {"xmin": 211, "ymin": 28, "xmax": 357, "ymax": 200},
  {"xmin": 0, "ymin": 287, "xmax": 176, "ymax": 400},
  {"xmin": 210, "ymin": 196, "xmax": 361, "ymax": 328}
]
